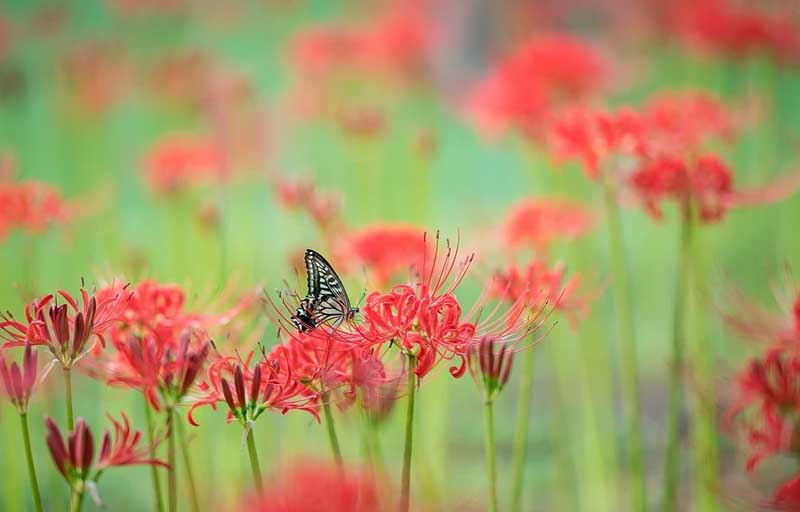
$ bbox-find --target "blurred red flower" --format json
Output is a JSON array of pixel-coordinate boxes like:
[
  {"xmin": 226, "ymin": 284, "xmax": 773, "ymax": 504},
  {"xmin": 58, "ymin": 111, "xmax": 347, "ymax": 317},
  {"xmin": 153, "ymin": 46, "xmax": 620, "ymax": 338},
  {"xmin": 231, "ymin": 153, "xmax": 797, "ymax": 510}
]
[
  {"xmin": 237, "ymin": 460, "xmax": 385, "ymax": 512},
  {"xmin": 336, "ymin": 223, "xmax": 428, "ymax": 287},
  {"xmin": 500, "ymin": 198, "xmax": 594, "ymax": 253},
  {"xmin": 61, "ymin": 41, "xmax": 131, "ymax": 114},
  {"xmin": 674, "ymin": 0, "xmax": 800, "ymax": 64},
  {"xmin": 467, "ymin": 34, "xmax": 607, "ymax": 140},
  {"xmin": 773, "ymin": 474, "xmax": 800, "ymax": 511},
  {"xmin": 142, "ymin": 134, "xmax": 227, "ymax": 195},
  {"xmin": 274, "ymin": 174, "xmax": 344, "ymax": 236},
  {"xmin": 0, "ymin": 176, "xmax": 72, "ymax": 241}
]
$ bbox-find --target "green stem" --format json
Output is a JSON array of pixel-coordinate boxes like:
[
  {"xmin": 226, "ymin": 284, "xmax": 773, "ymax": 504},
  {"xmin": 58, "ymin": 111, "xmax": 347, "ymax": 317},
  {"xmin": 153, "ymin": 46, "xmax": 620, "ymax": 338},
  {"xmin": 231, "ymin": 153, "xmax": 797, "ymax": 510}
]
[
  {"xmin": 686, "ymin": 207, "xmax": 719, "ymax": 512},
  {"xmin": 510, "ymin": 345, "xmax": 535, "ymax": 512},
  {"xmin": 20, "ymin": 413, "xmax": 43, "ymax": 512},
  {"xmin": 662, "ymin": 209, "xmax": 691, "ymax": 511},
  {"xmin": 167, "ymin": 408, "xmax": 176, "ymax": 512},
  {"xmin": 64, "ymin": 366, "xmax": 74, "ymax": 431},
  {"xmin": 144, "ymin": 402, "xmax": 165, "ymax": 512},
  {"xmin": 400, "ymin": 355, "xmax": 417, "ymax": 512},
  {"xmin": 602, "ymin": 175, "xmax": 645, "ymax": 512},
  {"xmin": 322, "ymin": 395, "xmax": 343, "ymax": 468},
  {"xmin": 69, "ymin": 485, "xmax": 84, "ymax": 512},
  {"xmin": 175, "ymin": 414, "xmax": 200, "ymax": 512},
  {"xmin": 245, "ymin": 426, "xmax": 264, "ymax": 496},
  {"xmin": 483, "ymin": 399, "xmax": 498, "ymax": 512}
]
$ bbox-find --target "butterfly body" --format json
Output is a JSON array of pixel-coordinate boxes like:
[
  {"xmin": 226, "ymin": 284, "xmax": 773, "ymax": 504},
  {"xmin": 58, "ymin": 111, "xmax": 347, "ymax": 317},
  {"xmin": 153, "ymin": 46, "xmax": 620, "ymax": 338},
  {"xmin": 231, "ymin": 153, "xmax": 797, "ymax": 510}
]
[{"xmin": 292, "ymin": 249, "xmax": 359, "ymax": 332}]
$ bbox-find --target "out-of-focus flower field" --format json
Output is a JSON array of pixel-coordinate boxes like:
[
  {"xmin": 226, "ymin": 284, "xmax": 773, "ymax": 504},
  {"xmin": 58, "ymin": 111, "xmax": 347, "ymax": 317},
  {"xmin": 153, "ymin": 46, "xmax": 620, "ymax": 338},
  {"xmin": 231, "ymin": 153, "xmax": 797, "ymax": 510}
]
[{"xmin": 2, "ymin": 0, "xmax": 800, "ymax": 511}]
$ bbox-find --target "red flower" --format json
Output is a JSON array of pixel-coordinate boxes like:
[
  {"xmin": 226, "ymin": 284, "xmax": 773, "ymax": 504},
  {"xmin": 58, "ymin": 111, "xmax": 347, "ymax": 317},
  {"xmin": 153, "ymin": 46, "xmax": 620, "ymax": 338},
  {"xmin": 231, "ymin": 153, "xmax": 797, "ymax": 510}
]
[
  {"xmin": 107, "ymin": 331, "xmax": 209, "ymax": 411},
  {"xmin": 273, "ymin": 175, "xmax": 343, "ymax": 235},
  {"xmin": 500, "ymin": 198, "xmax": 594, "ymax": 253},
  {"xmin": 0, "ymin": 342, "xmax": 40, "ymax": 413},
  {"xmin": 674, "ymin": 0, "xmax": 800, "ymax": 64},
  {"xmin": 237, "ymin": 460, "xmax": 385, "ymax": 512},
  {"xmin": 336, "ymin": 223, "xmax": 428, "ymax": 287},
  {"xmin": 188, "ymin": 349, "xmax": 319, "ymax": 426},
  {"xmin": 45, "ymin": 414, "xmax": 165, "ymax": 485},
  {"xmin": 142, "ymin": 134, "xmax": 227, "ymax": 195},
  {"xmin": 491, "ymin": 260, "xmax": 595, "ymax": 326},
  {"xmin": 549, "ymin": 106, "xmax": 643, "ymax": 178},
  {"xmin": 1, "ymin": 286, "xmax": 130, "ymax": 368},
  {"xmin": 467, "ymin": 34, "xmax": 607, "ymax": 139},
  {"xmin": 467, "ymin": 336, "xmax": 514, "ymax": 400},
  {"xmin": 0, "ymin": 177, "xmax": 72, "ymax": 241},
  {"xmin": 773, "ymin": 474, "xmax": 800, "ymax": 511}
]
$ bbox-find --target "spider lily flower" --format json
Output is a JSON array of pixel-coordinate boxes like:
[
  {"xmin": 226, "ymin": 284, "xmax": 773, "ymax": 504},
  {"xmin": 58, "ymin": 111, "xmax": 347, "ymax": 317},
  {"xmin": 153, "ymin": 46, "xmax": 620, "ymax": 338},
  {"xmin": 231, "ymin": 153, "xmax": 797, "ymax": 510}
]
[
  {"xmin": 187, "ymin": 350, "xmax": 319, "ymax": 426},
  {"xmin": 500, "ymin": 198, "xmax": 594, "ymax": 254},
  {"xmin": 466, "ymin": 34, "xmax": 607, "ymax": 140},
  {"xmin": 468, "ymin": 336, "xmax": 513, "ymax": 401},
  {"xmin": 0, "ymin": 286, "xmax": 130, "ymax": 369},
  {"xmin": 45, "ymin": 414, "xmax": 166, "ymax": 497},
  {"xmin": 0, "ymin": 342, "xmax": 41, "ymax": 413},
  {"xmin": 142, "ymin": 133, "xmax": 227, "ymax": 196},
  {"xmin": 0, "ymin": 176, "xmax": 72, "ymax": 242},
  {"xmin": 335, "ymin": 223, "xmax": 428, "ymax": 288},
  {"xmin": 237, "ymin": 460, "xmax": 386, "ymax": 512}
]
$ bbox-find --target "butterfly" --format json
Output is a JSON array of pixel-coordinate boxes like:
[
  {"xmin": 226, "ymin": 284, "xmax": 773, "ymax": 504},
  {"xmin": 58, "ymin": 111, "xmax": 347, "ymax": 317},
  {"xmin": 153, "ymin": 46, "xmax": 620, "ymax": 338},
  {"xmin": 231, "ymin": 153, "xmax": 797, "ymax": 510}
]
[{"xmin": 291, "ymin": 249, "xmax": 359, "ymax": 332}]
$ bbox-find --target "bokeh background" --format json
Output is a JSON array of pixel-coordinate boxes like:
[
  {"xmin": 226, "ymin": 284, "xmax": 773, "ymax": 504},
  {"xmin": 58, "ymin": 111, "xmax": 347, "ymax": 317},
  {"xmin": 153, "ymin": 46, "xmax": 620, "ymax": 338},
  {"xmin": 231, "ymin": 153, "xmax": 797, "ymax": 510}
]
[{"xmin": 1, "ymin": 0, "xmax": 800, "ymax": 510}]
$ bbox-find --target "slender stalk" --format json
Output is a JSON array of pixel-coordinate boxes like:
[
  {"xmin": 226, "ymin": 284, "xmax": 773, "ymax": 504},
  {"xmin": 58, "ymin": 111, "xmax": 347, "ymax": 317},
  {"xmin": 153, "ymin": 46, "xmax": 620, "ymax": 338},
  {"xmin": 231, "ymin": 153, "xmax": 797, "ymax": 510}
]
[
  {"xmin": 166, "ymin": 408, "xmax": 177, "ymax": 512},
  {"xmin": 64, "ymin": 366, "xmax": 74, "ymax": 430},
  {"xmin": 69, "ymin": 485, "xmax": 84, "ymax": 512},
  {"xmin": 483, "ymin": 399, "xmax": 498, "ymax": 512},
  {"xmin": 19, "ymin": 413, "xmax": 43, "ymax": 512},
  {"xmin": 321, "ymin": 394, "xmax": 343, "ymax": 468},
  {"xmin": 686, "ymin": 207, "xmax": 720, "ymax": 512},
  {"xmin": 510, "ymin": 345, "xmax": 535, "ymax": 512},
  {"xmin": 602, "ymin": 175, "xmax": 645, "ymax": 512},
  {"xmin": 175, "ymin": 415, "xmax": 200, "ymax": 512},
  {"xmin": 245, "ymin": 427, "xmax": 264, "ymax": 496},
  {"xmin": 144, "ymin": 401, "xmax": 165, "ymax": 512},
  {"xmin": 400, "ymin": 355, "xmax": 418, "ymax": 512},
  {"xmin": 662, "ymin": 209, "xmax": 691, "ymax": 511}
]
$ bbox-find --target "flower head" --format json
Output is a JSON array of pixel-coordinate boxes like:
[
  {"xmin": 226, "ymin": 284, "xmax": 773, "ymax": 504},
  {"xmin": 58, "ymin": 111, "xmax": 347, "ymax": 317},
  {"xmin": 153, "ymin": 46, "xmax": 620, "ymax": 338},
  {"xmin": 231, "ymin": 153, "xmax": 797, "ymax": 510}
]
[
  {"xmin": 45, "ymin": 414, "xmax": 165, "ymax": 488},
  {"xmin": 467, "ymin": 336, "xmax": 513, "ymax": 401},
  {"xmin": 0, "ymin": 176, "xmax": 72, "ymax": 241},
  {"xmin": 238, "ymin": 460, "xmax": 385, "ymax": 512},
  {"xmin": 1, "ymin": 286, "xmax": 130, "ymax": 368},
  {"xmin": 500, "ymin": 198, "xmax": 594, "ymax": 253},
  {"xmin": 0, "ymin": 342, "xmax": 40, "ymax": 413},
  {"xmin": 142, "ymin": 134, "xmax": 227, "ymax": 195},
  {"xmin": 336, "ymin": 223, "xmax": 428, "ymax": 287}
]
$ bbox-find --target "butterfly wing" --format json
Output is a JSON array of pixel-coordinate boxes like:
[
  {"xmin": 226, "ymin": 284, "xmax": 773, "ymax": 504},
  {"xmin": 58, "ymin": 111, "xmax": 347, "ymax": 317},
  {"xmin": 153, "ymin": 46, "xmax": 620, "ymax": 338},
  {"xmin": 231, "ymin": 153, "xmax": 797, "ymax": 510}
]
[{"xmin": 292, "ymin": 249, "xmax": 354, "ymax": 331}]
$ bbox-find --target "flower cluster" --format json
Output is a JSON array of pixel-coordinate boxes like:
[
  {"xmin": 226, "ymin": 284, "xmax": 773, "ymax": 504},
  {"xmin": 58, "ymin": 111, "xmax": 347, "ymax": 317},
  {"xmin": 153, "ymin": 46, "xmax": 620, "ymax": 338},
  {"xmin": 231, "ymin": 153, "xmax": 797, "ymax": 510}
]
[
  {"xmin": 142, "ymin": 134, "xmax": 227, "ymax": 196},
  {"xmin": 726, "ymin": 283, "xmax": 800, "ymax": 508},
  {"xmin": 549, "ymin": 90, "xmax": 799, "ymax": 222},
  {"xmin": 0, "ymin": 172, "xmax": 72, "ymax": 242},
  {"xmin": 500, "ymin": 198, "xmax": 594, "ymax": 253},
  {"xmin": 467, "ymin": 34, "xmax": 607, "ymax": 140}
]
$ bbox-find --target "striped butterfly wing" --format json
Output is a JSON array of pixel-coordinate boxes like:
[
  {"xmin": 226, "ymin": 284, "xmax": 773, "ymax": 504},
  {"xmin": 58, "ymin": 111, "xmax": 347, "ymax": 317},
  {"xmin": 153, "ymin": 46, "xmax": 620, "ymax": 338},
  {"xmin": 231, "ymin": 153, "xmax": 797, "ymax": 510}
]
[{"xmin": 292, "ymin": 249, "xmax": 355, "ymax": 332}]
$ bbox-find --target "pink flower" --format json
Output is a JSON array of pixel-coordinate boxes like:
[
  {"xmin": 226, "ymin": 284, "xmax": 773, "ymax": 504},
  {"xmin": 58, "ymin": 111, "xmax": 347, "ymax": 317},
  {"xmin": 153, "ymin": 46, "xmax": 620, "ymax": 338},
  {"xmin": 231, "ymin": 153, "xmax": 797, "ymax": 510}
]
[{"xmin": 0, "ymin": 342, "xmax": 40, "ymax": 413}]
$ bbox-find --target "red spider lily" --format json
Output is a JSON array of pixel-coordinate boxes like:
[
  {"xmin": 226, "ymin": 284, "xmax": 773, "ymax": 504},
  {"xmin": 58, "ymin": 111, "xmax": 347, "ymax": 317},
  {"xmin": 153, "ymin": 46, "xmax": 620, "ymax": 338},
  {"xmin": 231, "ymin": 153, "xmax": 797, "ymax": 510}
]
[
  {"xmin": 107, "ymin": 331, "xmax": 209, "ymax": 411},
  {"xmin": 467, "ymin": 336, "xmax": 513, "ymax": 401},
  {"xmin": 491, "ymin": 260, "xmax": 596, "ymax": 326},
  {"xmin": 500, "ymin": 198, "xmax": 594, "ymax": 253},
  {"xmin": 0, "ymin": 177, "xmax": 72, "ymax": 241},
  {"xmin": 1, "ymin": 286, "xmax": 130, "ymax": 368},
  {"xmin": 188, "ymin": 349, "xmax": 319, "ymax": 426},
  {"xmin": 466, "ymin": 34, "xmax": 607, "ymax": 139},
  {"xmin": 142, "ymin": 134, "xmax": 227, "ymax": 195},
  {"xmin": 0, "ymin": 342, "xmax": 40, "ymax": 413},
  {"xmin": 727, "ymin": 346, "xmax": 800, "ymax": 473},
  {"xmin": 273, "ymin": 175, "xmax": 344, "ymax": 235},
  {"xmin": 335, "ymin": 223, "xmax": 428, "ymax": 287},
  {"xmin": 287, "ymin": 5, "xmax": 432, "ymax": 81},
  {"xmin": 45, "ymin": 414, "xmax": 166, "ymax": 486},
  {"xmin": 236, "ymin": 460, "xmax": 385, "ymax": 512},
  {"xmin": 673, "ymin": 0, "xmax": 800, "ymax": 64},
  {"xmin": 548, "ymin": 106, "xmax": 643, "ymax": 178}
]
